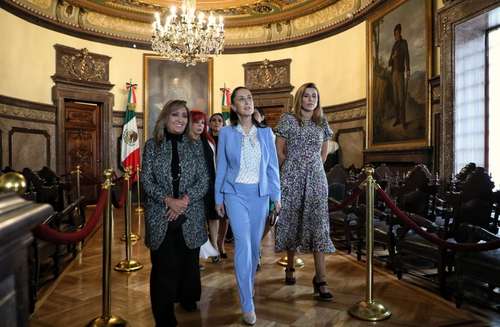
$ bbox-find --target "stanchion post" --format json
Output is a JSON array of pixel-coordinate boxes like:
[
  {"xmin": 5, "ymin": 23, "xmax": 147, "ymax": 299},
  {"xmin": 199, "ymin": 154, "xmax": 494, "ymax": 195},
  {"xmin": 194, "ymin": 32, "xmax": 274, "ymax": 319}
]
[
  {"xmin": 87, "ymin": 169, "xmax": 128, "ymax": 327},
  {"xmin": 348, "ymin": 166, "xmax": 391, "ymax": 321},
  {"xmin": 115, "ymin": 168, "xmax": 143, "ymax": 272},
  {"xmin": 121, "ymin": 167, "xmax": 140, "ymax": 242},
  {"xmin": 71, "ymin": 165, "xmax": 83, "ymax": 249},
  {"xmin": 135, "ymin": 164, "xmax": 144, "ymax": 214},
  {"xmin": 277, "ymin": 256, "xmax": 305, "ymax": 268},
  {"xmin": 70, "ymin": 165, "xmax": 82, "ymax": 216}
]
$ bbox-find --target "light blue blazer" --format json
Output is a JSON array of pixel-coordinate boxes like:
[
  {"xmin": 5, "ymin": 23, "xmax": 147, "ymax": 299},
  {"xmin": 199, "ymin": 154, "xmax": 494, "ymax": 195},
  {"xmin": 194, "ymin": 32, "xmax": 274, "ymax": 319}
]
[{"xmin": 215, "ymin": 125, "xmax": 281, "ymax": 205}]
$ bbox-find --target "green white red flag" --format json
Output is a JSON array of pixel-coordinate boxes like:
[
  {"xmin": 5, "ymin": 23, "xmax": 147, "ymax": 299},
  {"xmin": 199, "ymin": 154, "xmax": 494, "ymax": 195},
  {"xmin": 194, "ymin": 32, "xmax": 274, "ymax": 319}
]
[
  {"xmin": 221, "ymin": 85, "xmax": 231, "ymax": 123},
  {"xmin": 121, "ymin": 82, "xmax": 140, "ymax": 181}
]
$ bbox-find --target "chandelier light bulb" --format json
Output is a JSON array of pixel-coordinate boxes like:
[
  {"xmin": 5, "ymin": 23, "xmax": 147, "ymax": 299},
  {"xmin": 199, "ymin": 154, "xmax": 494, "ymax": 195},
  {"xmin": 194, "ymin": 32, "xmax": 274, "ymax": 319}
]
[{"xmin": 151, "ymin": 0, "xmax": 225, "ymax": 66}]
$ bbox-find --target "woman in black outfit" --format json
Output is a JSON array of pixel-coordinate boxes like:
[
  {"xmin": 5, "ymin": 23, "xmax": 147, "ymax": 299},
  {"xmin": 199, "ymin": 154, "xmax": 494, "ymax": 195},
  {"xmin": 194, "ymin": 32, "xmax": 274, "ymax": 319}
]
[
  {"xmin": 188, "ymin": 110, "xmax": 219, "ymax": 261},
  {"xmin": 142, "ymin": 100, "xmax": 209, "ymax": 326},
  {"xmin": 208, "ymin": 113, "xmax": 231, "ymax": 258}
]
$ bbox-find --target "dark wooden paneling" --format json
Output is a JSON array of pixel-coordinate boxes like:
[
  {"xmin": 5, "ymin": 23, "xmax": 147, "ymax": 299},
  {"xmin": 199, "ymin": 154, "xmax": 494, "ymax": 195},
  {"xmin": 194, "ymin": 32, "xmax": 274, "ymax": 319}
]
[
  {"xmin": 364, "ymin": 147, "xmax": 433, "ymax": 166},
  {"xmin": 0, "ymin": 131, "xmax": 2, "ymax": 168},
  {"xmin": 244, "ymin": 59, "xmax": 294, "ymax": 129},
  {"xmin": 337, "ymin": 126, "xmax": 365, "ymax": 168},
  {"xmin": 52, "ymin": 44, "xmax": 114, "ymax": 177},
  {"xmin": 64, "ymin": 102, "xmax": 100, "ymax": 202},
  {"xmin": 0, "ymin": 95, "xmax": 55, "ymax": 113},
  {"xmin": 0, "ymin": 194, "xmax": 53, "ymax": 326},
  {"xmin": 323, "ymin": 99, "xmax": 367, "ymax": 113},
  {"xmin": 8, "ymin": 127, "xmax": 50, "ymax": 168}
]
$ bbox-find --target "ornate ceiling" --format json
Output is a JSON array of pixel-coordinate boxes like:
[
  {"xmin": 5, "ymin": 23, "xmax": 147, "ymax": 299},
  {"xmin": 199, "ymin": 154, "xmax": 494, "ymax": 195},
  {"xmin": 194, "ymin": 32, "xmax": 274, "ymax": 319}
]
[{"xmin": 2, "ymin": 0, "xmax": 386, "ymax": 52}]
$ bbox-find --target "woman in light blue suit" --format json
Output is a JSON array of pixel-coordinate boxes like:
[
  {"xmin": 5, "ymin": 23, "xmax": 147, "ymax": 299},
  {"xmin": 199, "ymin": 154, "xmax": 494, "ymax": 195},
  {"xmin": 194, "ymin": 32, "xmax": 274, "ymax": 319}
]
[{"xmin": 215, "ymin": 86, "xmax": 281, "ymax": 325}]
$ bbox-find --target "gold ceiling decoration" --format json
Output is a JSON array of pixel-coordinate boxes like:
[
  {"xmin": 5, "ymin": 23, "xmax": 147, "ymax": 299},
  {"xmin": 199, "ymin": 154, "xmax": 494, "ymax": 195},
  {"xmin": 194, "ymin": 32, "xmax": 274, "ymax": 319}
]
[{"xmin": 3, "ymin": 0, "xmax": 385, "ymax": 51}]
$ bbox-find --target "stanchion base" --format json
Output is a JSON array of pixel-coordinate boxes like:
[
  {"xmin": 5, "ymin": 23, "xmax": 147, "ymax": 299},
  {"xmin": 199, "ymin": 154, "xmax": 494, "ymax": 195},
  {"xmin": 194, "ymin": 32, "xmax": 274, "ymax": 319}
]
[
  {"xmin": 348, "ymin": 300, "xmax": 392, "ymax": 321},
  {"xmin": 135, "ymin": 207, "xmax": 144, "ymax": 213},
  {"xmin": 120, "ymin": 233, "xmax": 141, "ymax": 242},
  {"xmin": 277, "ymin": 256, "xmax": 305, "ymax": 268},
  {"xmin": 86, "ymin": 315, "xmax": 128, "ymax": 326},
  {"xmin": 114, "ymin": 260, "xmax": 144, "ymax": 272}
]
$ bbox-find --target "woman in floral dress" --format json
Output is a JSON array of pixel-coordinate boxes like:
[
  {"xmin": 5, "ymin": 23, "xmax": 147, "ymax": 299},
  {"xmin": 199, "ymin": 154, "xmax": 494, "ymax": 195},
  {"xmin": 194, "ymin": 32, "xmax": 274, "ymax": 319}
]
[{"xmin": 275, "ymin": 82, "xmax": 335, "ymax": 301}]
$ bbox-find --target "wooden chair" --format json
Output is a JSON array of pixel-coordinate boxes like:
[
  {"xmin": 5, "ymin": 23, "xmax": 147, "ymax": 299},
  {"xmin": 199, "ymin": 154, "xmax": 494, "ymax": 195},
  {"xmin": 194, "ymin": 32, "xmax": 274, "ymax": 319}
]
[{"xmin": 455, "ymin": 224, "xmax": 500, "ymax": 308}]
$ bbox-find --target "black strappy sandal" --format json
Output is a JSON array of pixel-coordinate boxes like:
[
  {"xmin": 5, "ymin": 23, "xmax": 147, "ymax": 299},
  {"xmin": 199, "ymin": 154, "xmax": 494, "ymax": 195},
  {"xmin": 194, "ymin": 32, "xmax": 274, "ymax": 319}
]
[{"xmin": 313, "ymin": 276, "xmax": 333, "ymax": 301}]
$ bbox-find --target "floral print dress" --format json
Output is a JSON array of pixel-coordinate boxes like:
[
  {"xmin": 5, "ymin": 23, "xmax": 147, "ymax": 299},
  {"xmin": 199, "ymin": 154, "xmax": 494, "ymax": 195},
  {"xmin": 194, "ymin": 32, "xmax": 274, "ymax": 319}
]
[{"xmin": 274, "ymin": 113, "xmax": 336, "ymax": 253}]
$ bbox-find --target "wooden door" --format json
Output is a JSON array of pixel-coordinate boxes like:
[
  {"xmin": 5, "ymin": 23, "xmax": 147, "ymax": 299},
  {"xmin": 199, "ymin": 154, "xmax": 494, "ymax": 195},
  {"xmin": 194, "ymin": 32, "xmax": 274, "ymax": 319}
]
[{"xmin": 64, "ymin": 101, "xmax": 101, "ymax": 203}]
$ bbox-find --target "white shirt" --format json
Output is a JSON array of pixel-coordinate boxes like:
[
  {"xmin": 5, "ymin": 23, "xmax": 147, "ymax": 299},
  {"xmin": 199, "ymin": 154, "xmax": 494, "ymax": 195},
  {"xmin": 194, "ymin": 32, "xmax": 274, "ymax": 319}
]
[{"xmin": 235, "ymin": 125, "xmax": 261, "ymax": 184}]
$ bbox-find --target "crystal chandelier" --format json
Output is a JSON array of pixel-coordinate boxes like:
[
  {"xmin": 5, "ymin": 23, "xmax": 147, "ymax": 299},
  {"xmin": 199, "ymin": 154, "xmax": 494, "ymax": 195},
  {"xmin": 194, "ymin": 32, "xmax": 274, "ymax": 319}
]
[{"xmin": 151, "ymin": 0, "xmax": 225, "ymax": 66}]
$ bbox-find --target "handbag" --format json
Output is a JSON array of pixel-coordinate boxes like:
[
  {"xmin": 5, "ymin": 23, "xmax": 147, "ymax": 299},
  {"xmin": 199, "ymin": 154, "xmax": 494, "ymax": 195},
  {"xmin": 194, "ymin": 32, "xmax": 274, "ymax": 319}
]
[{"xmin": 268, "ymin": 207, "xmax": 279, "ymax": 227}]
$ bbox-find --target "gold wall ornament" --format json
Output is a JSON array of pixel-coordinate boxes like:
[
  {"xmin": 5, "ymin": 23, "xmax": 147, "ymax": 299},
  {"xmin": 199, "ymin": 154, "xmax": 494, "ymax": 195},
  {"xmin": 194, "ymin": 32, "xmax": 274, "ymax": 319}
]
[
  {"xmin": 61, "ymin": 48, "xmax": 106, "ymax": 81},
  {"xmin": 0, "ymin": 172, "xmax": 27, "ymax": 195},
  {"xmin": 246, "ymin": 59, "xmax": 288, "ymax": 89}
]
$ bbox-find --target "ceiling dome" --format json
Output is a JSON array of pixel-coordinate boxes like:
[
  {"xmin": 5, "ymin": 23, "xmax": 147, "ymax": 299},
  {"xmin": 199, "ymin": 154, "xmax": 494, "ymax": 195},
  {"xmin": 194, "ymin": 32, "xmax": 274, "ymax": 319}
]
[{"xmin": 2, "ymin": 0, "xmax": 384, "ymax": 51}]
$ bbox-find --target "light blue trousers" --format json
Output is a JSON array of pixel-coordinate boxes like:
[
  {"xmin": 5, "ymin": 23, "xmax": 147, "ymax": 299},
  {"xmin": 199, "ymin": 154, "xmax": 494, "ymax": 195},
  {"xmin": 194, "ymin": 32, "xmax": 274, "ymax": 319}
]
[{"xmin": 224, "ymin": 183, "xmax": 269, "ymax": 313}]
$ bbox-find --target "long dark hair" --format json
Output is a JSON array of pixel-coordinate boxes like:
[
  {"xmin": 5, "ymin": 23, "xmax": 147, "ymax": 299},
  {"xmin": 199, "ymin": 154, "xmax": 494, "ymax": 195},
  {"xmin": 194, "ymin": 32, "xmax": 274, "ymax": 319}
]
[
  {"xmin": 152, "ymin": 100, "xmax": 189, "ymax": 145},
  {"xmin": 208, "ymin": 112, "xmax": 226, "ymax": 136},
  {"xmin": 229, "ymin": 86, "xmax": 265, "ymax": 128}
]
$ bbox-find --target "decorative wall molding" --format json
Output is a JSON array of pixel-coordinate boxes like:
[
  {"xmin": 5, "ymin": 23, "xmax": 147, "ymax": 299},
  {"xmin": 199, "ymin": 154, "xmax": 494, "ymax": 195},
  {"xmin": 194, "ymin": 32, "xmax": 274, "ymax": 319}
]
[
  {"xmin": 324, "ymin": 98, "xmax": 366, "ymax": 123},
  {"xmin": 438, "ymin": 0, "xmax": 500, "ymax": 179},
  {"xmin": 8, "ymin": 127, "xmax": 51, "ymax": 168},
  {"xmin": 52, "ymin": 44, "xmax": 113, "ymax": 90},
  {"xmin": 0, "ymin": 95, "xmax": 55, "ymax": 112},
  {"xmin": 112, "ymin": 110, "xmax": 144, "ymax": 129},
  {"xmin": 1, "ymin": 0, "xmax": 386, "ymax": 52},
  {"xmin": 0, "ymin": 96, "xmax": 56, "ymax": 124},
  {"xmin": 324, "ymin": 98, "xmax": 367, "ymax": 113},
  {"xmin": 244, "ymin": 58, "xmax": 292, "ymax": 91},
  {"xmin": 363, "ymin": 147, "xmax": 433, "ymax": 166}
]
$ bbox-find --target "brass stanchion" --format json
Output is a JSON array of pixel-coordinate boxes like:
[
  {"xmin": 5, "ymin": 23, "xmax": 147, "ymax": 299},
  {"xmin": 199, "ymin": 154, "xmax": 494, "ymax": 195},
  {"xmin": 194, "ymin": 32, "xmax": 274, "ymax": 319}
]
[
  {"xmin": 134, "ymin": 164, "xmax": 144, "ymax": 214},
  {"xmin": 121, "ymin": 166, "xmax": 140, "ymax": 242},
  {"xmin": 348, "ymin": 167, "xmax": 391, "ymax": 321},
  {"xmin": 116, "ymin": 168, "xmax": 143, "ymax": 272},
  {"xmin": 87, "ymin": 169, "xmax": 128, "ymax": 327},
  {"xmin": 71, "ymin": 165, "xmax": 83, "ymax": 217},
  {"xmin": 71, "ymin": 165, "xmax": 83, "ymax": 250},
  {"xmin": 277, "ymin": 256, "xmax": 305, "ymax": 268}
]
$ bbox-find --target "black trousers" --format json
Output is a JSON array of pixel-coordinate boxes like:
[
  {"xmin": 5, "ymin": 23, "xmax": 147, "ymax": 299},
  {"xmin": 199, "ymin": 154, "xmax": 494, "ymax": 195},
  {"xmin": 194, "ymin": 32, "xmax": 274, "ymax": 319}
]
[{"xmin": 150, "ymin": 228, "xmax": 201, "ymax": 327}]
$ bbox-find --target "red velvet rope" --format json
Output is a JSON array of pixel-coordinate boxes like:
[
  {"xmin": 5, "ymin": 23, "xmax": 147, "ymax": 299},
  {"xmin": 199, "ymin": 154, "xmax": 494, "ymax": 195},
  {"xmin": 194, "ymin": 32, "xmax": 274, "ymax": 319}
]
[
  {"xmin": 330, "ymin": 187, "xmax": 363, "ymax": 211},
  {"xmin": 376, "ymin": 187, "xmax": 500, "ymax": 252},
  {"xmin": 33, "ymin": 188, "xmax": 109, "ymax": 244}
]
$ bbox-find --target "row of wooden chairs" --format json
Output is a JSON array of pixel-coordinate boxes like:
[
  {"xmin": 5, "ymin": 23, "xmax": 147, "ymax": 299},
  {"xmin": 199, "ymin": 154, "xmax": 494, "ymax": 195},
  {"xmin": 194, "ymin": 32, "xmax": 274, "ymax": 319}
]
[{"xmin": 326, "ymin": 163, "xmax": 500, "ymax": 309}]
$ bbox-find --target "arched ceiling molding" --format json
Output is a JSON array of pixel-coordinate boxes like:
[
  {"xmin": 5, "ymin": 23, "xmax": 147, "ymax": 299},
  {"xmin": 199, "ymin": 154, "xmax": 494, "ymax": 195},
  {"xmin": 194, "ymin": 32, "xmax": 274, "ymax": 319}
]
[{"xmin": 1, "ymin": 0, "xmax": 387, "ymax": 53}]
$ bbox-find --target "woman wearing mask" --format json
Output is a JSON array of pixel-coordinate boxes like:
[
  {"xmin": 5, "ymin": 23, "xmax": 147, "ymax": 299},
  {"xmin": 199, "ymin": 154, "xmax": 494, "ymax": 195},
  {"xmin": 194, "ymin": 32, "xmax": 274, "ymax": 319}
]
[
  {"xmin": 274, "ymin": 82, "xmax": 335, "ymax": 301},
  {"xmin": 215, "ymin": 86, "xmax": 281, "ymax": 325},
  {"xmin": 142, "ymin": 100, "xmax": 209, "ymax": 326}
]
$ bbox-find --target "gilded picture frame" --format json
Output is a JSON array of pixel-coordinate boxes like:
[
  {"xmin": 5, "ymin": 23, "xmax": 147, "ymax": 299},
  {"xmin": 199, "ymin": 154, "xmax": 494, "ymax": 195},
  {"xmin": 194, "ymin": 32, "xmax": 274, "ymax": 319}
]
[
  {"xmin": 143, "ymin": 54, "xmax": 213, "ymax": 141},
  {"xmin": 366, "ymin": 0, "xmax": 432, "ymax": 150}
]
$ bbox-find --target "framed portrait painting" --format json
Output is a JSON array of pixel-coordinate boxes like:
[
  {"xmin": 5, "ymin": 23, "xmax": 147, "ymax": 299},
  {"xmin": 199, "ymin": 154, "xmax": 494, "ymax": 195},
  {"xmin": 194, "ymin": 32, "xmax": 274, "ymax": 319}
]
[
  {"xmin": 143, "ymin": 54, "xmax": 213, "ymax": 140},
  {"xmin": 367, "ymin": 0, "xmax": 431, "ymax": 150}
]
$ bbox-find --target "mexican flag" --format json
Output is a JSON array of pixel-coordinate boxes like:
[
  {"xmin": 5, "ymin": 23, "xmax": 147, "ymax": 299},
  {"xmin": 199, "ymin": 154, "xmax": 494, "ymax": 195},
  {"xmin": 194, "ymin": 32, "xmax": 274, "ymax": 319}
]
[
  {"xmin": 121, "ymin": 82, "xmax": 140, "ymax": 181},
  {"xmin": 221, "ymin": 85, "xmax": 231, "ymax": 123}
]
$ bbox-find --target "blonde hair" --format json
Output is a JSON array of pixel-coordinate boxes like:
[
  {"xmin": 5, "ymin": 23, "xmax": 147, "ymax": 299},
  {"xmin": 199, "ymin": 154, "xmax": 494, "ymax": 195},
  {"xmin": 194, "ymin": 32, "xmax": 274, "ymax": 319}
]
[
  {"xmin": 152, "ymin": 100, "xmax": 189, "ymax": 145},
  {"xmin": 293, "ymin": 82, "xmax": 324, "ymax": 126}
]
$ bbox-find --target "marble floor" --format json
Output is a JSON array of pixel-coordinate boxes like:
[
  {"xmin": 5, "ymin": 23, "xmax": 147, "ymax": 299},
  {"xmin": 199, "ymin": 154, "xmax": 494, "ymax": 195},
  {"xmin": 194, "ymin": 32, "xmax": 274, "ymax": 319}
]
[{"xmin": 30, "ymin": 207, "xmax": 496, "ymax": 327}]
